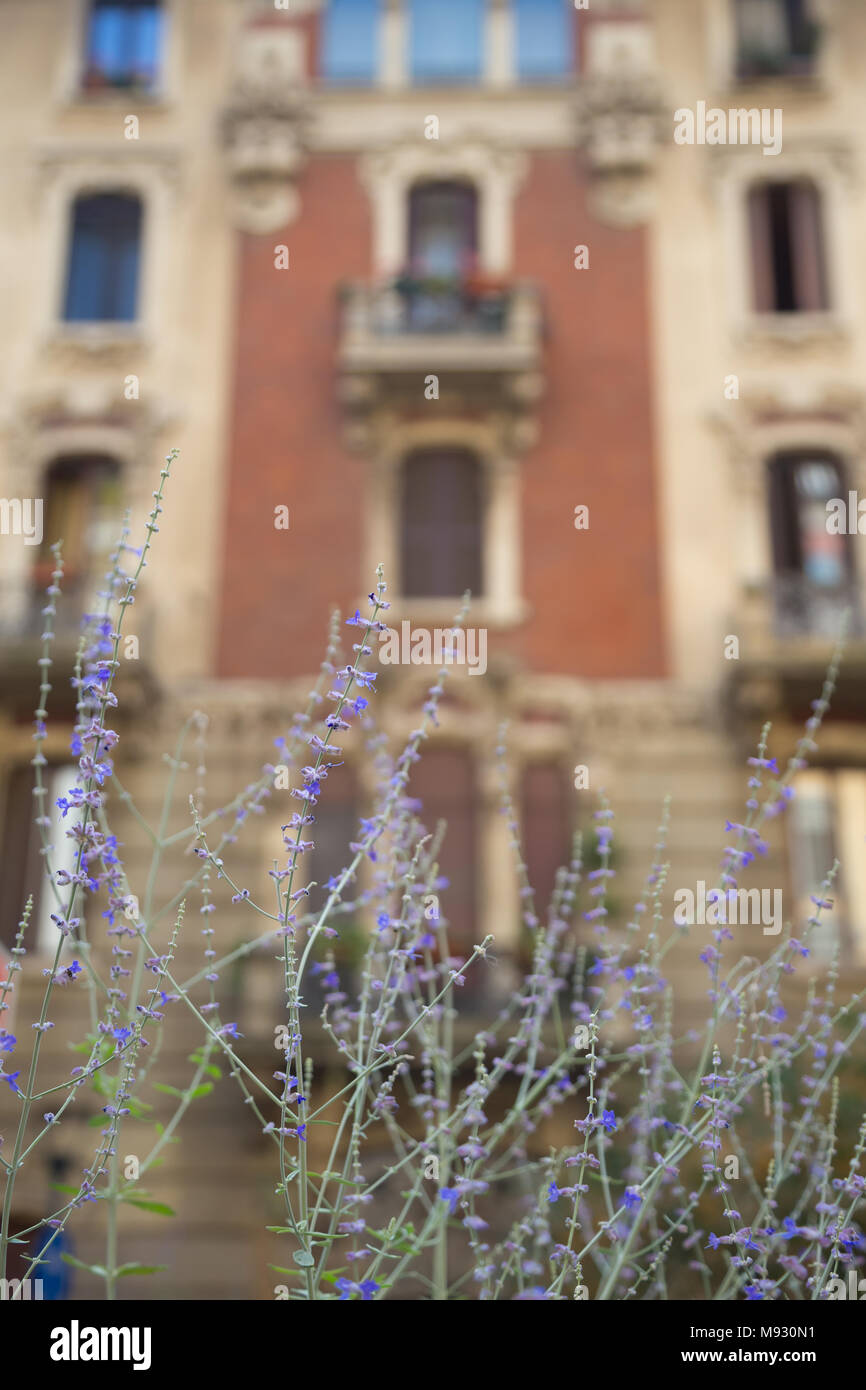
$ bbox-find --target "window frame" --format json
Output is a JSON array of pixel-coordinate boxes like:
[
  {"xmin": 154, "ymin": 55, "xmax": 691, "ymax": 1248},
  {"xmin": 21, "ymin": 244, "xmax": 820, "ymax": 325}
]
[
  {"xmin": 35, "ymin": 153, "xmax": 180, "ymax": 347},
  {"xmin": 363, "ymin": 419, "xmax": 527, "ymax": 626},
  {"xmin": 714, "ymin": 147, "xmax": 852, "ymax": 343},
  {"xmin": 746, "ymin": 178, "xmax": 829, "ymax": 316},
  {"xmin": 62, "ymin": 0, "xmax": 178, "ymax": 105}
]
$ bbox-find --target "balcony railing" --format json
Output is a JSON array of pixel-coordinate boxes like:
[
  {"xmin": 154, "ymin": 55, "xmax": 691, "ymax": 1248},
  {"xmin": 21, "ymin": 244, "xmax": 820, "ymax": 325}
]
[
  {"xmin": 736, "ymin": 575, "xmax": 865, "ymax": 654},
  {"xmin": 338, "ymin": 278, "xmax": 543, "ymax": 375},
  {"xmin": 0, "ymin": 572, "xmax": 158, "ymax": 710},
  {"xmin": 735, "ymin": 20, "xmax": 822, "ymax": 81},
  {"xmin": 770, "ymin": 574, "xmax": 864, "ymax": 641}
]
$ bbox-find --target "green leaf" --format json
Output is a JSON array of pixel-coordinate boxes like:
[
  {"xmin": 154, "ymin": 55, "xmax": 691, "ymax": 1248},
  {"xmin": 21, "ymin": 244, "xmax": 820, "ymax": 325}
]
[
  {"xmin": 292, "ymin": 1250, "xmax": 315, "ymax": 1268},
  {"xmin": 189, "ymin": 1083, "xmax": 214, "ymax": 1100},
  {"xmin": 51, "ymin": 1183, "xmax": 81, "ymax": 1195},
  {"xmin": 320, "ymin": 1269, "xmax": 349, "ymax": 1284},
  {"xmin": 268, "ymin": 1265, "xmax": 303, "ymax": 1276},
  {"xmin": 61, "ymin": 1254, "xmax": 107, "ymax": 1278},
  {"xmin": 152, "ymin": 1083, "xmax": 184, "ymax": 1099},
  {"xmin": 153, "ymin": 1122, "xmax": 180, "ymax": 1143},
  {"xmin": 116, "ymin": 1263, "xmax": 168, "ymax": 1277},
  {"xmin": 307, "ymin": 1171, "xmax": 362, "ymax": 1188},
  {"xmin": 122, "ymin": 1197, "xmax": 175, "ymax": 1216}
]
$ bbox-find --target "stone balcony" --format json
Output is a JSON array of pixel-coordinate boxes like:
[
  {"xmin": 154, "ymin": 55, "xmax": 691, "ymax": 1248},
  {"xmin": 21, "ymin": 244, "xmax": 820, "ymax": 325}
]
[
  {"xmin": 0, "ymin": 574, "xmax": 159, "ymax": 715},
  {"xmin": 725, "ymin": 575, "xmax": 866, "ymax": 722},
  {"xmin": 336, "ymin": 278, "xmax": 545, "ymax": 426}
]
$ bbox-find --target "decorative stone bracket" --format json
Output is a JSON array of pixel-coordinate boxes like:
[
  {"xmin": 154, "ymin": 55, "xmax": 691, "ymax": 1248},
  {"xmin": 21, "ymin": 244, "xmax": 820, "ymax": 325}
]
[
  {"xmin": 220, "ymin": 28, "xmax": 309, "ymax": 235},
  {"xmin": 574, "ymin": 73, "xmax": 665, "ymax": 227}
]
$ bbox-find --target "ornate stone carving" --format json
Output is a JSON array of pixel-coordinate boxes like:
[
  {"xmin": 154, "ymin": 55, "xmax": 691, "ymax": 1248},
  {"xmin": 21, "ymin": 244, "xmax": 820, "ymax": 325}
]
[
  {"xmin": 574, "ymin": 74, "xmax": 665, "ymax": 227},
  {"xmin": 220, "ymin": 28, "xmax": 309, "ymax": 235}
]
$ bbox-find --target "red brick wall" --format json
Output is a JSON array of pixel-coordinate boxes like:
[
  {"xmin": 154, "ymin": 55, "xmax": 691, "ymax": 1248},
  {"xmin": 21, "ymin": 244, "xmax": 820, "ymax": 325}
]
[
  {"xmin": 216, "ymin": 157, "xmax": 369, "ymax": 678},
  {"xmin": 508, "ymin": 152, "xmax": 667, "ymax": 678}
]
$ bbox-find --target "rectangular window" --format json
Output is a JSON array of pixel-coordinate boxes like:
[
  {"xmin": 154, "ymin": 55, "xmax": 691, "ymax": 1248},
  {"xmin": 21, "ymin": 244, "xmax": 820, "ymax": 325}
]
[
  {"xmin": 748, "ymin": 181, "xmax": 828, "ymax": 314},
  {"xmin": 0, "ymin": 764, "xmax": 77, "ymax": 954},
  {"xmin": 63, "ymin": 194, "xmax": 143, "ymax": 323},
  {"xmin": 767, "ymin": 452, "xmax": 857, "ymax": 636},
  {"xmin": 320, "ymin": 0, "xmax": 379, "ymax": 84},
  {"xmin": 520, "ymin": 763, "xmax": 573, "ymax": 922},
  {"xmin": 515, "ymin": 0, "xmax": 571, "ymax": 82},
  {"xmin": 787, "ymin": 769, "xmax": 866, "ymax": 964},
  {"xmin": 409, "ymin": 0, "xmax": 483, "ymax": 84},
  {"xmin": 84, "ymin": 0, "xmax": 163, "ymax": 93},
  {"xmin": 735, "ymin": 0, "xmax": 818, "ymax": 80},
  {"xmin": 401, "ymin": 450, "xmax": 483, "ymax": 599}
]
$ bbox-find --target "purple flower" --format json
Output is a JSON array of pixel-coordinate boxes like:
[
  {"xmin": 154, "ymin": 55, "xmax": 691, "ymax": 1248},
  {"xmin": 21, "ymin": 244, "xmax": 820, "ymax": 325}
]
[
  {"xmin": 601, "ymin": 1109, "xmax": 617, "ymax": 1133},
  {"xmin": 439, "ymin": 1187, "xmax": 459, "ymax": 1214},
  {"xmin": 336, "ymin": 1277, "xmax": 379, "ymax": 1301}
]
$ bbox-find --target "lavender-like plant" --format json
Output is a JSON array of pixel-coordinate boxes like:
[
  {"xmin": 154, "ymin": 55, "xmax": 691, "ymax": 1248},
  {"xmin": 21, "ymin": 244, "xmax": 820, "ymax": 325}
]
[{"xmin": 1, "ymin": 452, "xmax": 864, "ymax": 1301}]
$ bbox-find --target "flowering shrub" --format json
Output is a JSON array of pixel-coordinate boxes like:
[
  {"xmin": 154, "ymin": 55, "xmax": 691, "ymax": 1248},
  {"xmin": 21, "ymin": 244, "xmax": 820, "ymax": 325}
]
[{"xmin": 1, "ymin": 452, "xmax": 864, "ymax": 1301}]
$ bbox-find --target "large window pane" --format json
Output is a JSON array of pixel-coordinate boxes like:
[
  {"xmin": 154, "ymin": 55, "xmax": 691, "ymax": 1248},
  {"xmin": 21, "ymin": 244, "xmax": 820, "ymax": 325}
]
[
  {"xmin": 321, "ymin": 0, "xmax": 379, "ymax": 84},
  {"xmin": 515, "ymin": 0, "xmax": 571, "ymax": 82},
  {"xmin": 85, "ymin": 0, "xmax": 163, "ymax": 92},
  {"xmin": 63, "ymin": 194, "xmax": 142, "ymax": 322},
  {"xmin": 409, "ymin": 0, "xmax": 483, "ymax": 84}
]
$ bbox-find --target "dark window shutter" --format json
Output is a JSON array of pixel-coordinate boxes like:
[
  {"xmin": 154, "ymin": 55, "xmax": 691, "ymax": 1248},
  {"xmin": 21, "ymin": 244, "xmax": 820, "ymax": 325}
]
[
  {"xmin": 520, "ymin": 763, "xmax": 573, "ymax": 921},
  {"xmin": 401, "ymin": 450, "xmax": 483, "ymax": 598},
  {"xmin": 409, "ymin": 747, "xmax": 477, "ymax": 948},
  {"xmin": 790, "ymin": 181, "xmax": 828, "ymax": 312},
  {"xmin": 748, "ymin": 185, "xmax": 775, "ymax": 313}
]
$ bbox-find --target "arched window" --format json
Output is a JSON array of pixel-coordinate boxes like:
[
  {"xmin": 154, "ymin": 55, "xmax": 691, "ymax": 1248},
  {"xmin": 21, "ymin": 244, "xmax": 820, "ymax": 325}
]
[
  {"xmin": 401, "ymin": 449, "xmax": 483, "ymax": 598},
  {"xmin": 748, "ymin": 180, "xmax": 828, "ymax": 313},
  {"xmin": 767, "ymin": 451, "xmax": 854, "ymax": 635},
  {"xmin": 35, "ymin": 456, "xmax": 122, "ymax": 591},
  {"xmin": 63, "ymin": 193, "xmax": 143, "ymax": 322},
  {"xmin": 320, "ymin": 0, "xmax": 379, "ymax": 84},
  {"xmin": 84, "ymin": 0, "xmax": 164, "ymax": 93}
]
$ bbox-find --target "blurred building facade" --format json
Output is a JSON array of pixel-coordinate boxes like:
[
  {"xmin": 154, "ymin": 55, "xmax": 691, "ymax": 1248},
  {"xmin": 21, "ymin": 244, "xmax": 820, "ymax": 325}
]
[{"xmin": 0, "ymin": 0, "xmax": 865, "ymax": 1298}]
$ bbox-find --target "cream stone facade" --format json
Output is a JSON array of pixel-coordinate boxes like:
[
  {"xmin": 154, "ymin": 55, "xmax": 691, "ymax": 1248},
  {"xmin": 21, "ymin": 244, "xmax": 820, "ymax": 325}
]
[{"xmin": 1, "ymin": 0, "xmax": 865, "ymax": 1300}]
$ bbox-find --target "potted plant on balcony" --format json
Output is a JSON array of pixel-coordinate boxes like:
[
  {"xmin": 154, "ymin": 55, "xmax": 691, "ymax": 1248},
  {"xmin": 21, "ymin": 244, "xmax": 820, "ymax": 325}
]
[{"xmin": 463, "ymin": 269, "xmax": 510, "ymax": 333}]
